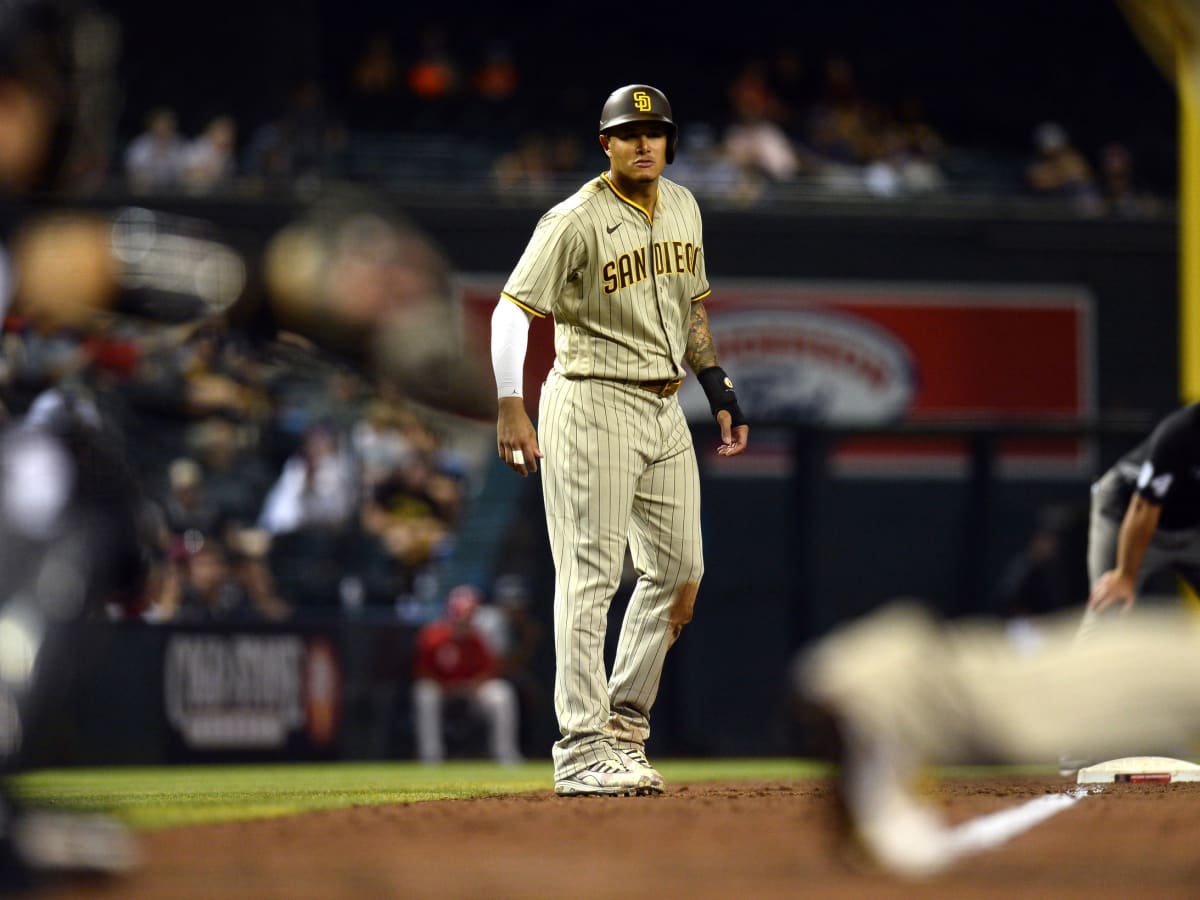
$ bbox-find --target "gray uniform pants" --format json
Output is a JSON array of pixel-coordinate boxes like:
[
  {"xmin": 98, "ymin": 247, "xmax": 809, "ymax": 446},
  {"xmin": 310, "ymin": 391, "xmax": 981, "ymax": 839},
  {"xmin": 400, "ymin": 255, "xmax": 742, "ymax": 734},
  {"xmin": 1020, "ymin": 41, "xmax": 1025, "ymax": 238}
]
[{"xmin": 539, "ymin": 371, "xmax": 704, "ymax": 779}]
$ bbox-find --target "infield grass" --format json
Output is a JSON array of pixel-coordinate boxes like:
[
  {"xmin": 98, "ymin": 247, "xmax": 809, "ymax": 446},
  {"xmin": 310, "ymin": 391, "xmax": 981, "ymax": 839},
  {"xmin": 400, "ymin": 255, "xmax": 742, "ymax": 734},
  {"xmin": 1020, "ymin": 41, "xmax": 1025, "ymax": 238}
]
[{"xmin": 8, "ymin": 758, "xmax": 833, "ymax": 830}]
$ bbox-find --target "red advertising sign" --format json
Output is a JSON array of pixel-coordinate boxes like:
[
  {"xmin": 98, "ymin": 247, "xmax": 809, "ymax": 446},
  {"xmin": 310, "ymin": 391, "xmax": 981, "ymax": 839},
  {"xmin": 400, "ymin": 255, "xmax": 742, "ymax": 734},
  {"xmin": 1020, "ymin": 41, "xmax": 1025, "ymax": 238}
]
[{"xmin": 460, "ymin": 278, "xmax": 1095, "ymax": 477}]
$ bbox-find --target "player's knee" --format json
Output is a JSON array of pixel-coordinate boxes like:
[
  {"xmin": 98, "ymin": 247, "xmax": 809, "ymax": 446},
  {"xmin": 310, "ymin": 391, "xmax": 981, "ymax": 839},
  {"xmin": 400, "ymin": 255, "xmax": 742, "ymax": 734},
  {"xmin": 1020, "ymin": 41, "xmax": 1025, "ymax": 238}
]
[{"xmin": 667, "ymin": 581, "xmax": 700, "ymax": 642}]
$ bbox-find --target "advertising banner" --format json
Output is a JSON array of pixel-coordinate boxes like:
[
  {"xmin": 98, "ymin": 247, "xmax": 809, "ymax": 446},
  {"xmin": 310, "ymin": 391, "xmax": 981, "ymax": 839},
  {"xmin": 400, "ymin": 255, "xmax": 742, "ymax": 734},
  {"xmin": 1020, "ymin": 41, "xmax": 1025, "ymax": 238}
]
[
  {"xmin": 163, "ymin": 629, "xmax": 342, "ymax": 759},
  {"xmin": 461, "ymin": 277, "xmax": 1094, "ymax": 477}
]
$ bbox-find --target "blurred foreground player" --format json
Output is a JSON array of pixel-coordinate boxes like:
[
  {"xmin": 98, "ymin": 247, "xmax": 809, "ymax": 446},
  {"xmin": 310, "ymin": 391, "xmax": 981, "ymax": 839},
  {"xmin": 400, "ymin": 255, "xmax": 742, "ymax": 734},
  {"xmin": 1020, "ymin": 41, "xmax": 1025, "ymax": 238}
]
[
  {"xmin": 795, "ymin": 599, "xmax": 1200, "ymax": 880},
  {"xmin": 0, "ymin": 0, "xmax": 147, "ymax": 888},
  {"xmin": 1, "ymin": 4, "xmax": 493, "ymax": 886}
]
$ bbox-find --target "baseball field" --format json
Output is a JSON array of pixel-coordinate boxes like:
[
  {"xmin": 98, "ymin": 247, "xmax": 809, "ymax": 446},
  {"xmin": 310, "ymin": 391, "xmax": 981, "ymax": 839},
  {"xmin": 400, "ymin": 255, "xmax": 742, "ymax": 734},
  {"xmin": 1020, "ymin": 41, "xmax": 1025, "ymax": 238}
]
[{"xmin": 14, "ymin": 758, "xmax": 1200, "ymax": 898}]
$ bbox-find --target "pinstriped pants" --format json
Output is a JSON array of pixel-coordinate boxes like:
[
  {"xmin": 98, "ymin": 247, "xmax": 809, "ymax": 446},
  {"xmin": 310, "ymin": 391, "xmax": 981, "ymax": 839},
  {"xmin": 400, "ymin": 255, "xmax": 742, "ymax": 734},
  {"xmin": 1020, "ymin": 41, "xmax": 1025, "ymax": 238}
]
[{"xmin": 539, "ymin": 370, "xmax": 704, "ymax": 779}]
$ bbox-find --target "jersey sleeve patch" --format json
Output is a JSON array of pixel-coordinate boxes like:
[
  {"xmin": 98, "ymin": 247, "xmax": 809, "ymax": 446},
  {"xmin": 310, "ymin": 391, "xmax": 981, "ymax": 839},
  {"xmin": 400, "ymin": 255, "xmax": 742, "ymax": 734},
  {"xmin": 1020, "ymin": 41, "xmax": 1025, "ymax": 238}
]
[{"xmin": 1136, "ymin": 460, "xmax": 1172, "ymax": 501}]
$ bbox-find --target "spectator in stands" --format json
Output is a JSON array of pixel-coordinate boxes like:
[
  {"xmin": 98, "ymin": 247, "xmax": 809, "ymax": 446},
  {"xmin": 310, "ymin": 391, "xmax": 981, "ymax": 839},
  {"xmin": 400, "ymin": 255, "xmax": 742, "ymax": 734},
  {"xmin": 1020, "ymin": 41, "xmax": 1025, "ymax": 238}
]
[
  {"xmin": 181, "ymin": 114, "xmax": 238, "ymax": 195},
  {"xmin": 346, "ymin": 30, "xmax": 401, "ymax": 130},
  {"xmin": 1098, "ymin": 141, "xmax": 1162, "ymax": 218},
  {"xmin": 258, "ymin": 420, "xmax": 359, "ymax": 537},
  {"xmin": 411, "ymin": 584, "xmax": 523, "ymax": 764},
  {"xmin": 861, "ymin": 117, "xmax": 948, "ymax": 198},
  {"xmin": 1025, "ymin": 121, "xmax": 1103, "ymax": 214},
  {"xmin": 403, "ymin": 23, "xmax": 464, "ymax": 132},
  {"xmin": 123, "ymin": 105, "xmax": 188, "ymax": 194},
  {"xmin": 359, "ymin": 438, "xmax": 463, "ymax": 583},
  {"xmin": 670, "ymin": 122, "xmax": 766, "ymax": 208},
  {"xmin": 162, "ymin": 456, "xmax": 221, "ymax": 543},
  {"xmin": 491, "ymin": 129, "xmax": 586, "ymax": 198},
  {"xmin": 184, "ymin": 415, "xmax": 276, "ymax": 534},
  {"xmin": 156, "ymin": 535, "xmax": 289, "ymax": 624},
  {"xmin": 802, "ymin": 54, "xmax": 881, "ymax": 168},
  {"xmin": 242, "ymin": 79, "xmax": 349, "ymax": 190},
  {"xmin": 351, "ymin": 396, "xmax": 419, "ymax": 491},
  {"xmin": 461, "ymin": 37, "xmax": 521, "ymax": 137},
  {"xmin": 257, "ymin": 419, "xmax": 360, "ymax": 609},
  {"xmin": 722, "ymin": 58, "xmax": 806, "ymax": 185}
]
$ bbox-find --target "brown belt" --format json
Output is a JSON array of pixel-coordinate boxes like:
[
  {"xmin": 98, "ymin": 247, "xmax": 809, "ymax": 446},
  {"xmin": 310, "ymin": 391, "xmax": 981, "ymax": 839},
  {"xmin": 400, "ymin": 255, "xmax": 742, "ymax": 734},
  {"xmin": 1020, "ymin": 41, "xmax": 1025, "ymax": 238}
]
[{"xmin": 637, "ymin": 378, "xmax": 684, "ymax": 397}]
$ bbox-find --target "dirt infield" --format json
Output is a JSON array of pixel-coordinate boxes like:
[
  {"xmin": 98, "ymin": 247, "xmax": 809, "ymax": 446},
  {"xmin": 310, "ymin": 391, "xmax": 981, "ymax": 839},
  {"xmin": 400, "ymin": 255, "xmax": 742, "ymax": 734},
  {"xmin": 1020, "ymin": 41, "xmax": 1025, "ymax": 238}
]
[{"xmin": 45, "ymin": 774, "xmax": 1200, "ymax": 899}]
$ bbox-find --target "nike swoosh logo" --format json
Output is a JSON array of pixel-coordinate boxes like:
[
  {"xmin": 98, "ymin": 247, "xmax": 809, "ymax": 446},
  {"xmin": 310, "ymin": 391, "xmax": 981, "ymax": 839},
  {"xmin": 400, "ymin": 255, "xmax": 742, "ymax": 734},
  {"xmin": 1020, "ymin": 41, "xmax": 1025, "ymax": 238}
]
[{"xmin": 607, "ymin": 223, "xmax": 622, "ymax": 234}]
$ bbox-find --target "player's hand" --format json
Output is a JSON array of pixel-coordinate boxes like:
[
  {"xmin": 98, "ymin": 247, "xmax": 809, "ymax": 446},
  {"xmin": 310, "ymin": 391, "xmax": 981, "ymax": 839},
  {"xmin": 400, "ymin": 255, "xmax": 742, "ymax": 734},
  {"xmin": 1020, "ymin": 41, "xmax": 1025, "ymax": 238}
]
[
  {"xmin": 715, "ymin": 410, "xmax": 748, "ymax": 457},
  {"xmin": 497, "ymin": 397, "xmax": 542, "ymax": 476},
  {"xmin": 1086, "ymin": 569, "xmax": 1137, "ymax": 615}
]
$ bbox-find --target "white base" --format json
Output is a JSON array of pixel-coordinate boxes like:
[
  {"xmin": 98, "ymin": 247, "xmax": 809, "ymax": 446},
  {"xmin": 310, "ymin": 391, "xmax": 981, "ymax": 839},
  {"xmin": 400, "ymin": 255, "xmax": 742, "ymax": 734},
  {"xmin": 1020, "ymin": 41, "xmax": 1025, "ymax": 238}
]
[{"xmin": 1076, "ymin": 756, "xmax": 1200, "ymax": 784}]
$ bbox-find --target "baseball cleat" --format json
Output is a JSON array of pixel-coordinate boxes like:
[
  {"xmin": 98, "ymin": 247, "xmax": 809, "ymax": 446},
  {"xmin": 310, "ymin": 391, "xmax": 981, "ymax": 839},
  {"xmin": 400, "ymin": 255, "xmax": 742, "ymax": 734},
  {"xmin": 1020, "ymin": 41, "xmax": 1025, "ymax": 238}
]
[
  {"xmin": 554, "ymin": 760, "xmax": 655, "ymax": 797},
  {"xmin": 616, "ymin": 747, "xmax": 665, "ymax": 793}
]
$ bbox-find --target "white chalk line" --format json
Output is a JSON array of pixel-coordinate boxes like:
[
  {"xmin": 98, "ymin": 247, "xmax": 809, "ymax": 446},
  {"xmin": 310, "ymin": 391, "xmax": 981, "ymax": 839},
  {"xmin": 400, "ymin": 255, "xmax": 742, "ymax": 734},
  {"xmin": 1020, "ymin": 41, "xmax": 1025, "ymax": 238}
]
[{"xmin": 943, "ymin": 788, "xmax": 1094, "ymax": 860}]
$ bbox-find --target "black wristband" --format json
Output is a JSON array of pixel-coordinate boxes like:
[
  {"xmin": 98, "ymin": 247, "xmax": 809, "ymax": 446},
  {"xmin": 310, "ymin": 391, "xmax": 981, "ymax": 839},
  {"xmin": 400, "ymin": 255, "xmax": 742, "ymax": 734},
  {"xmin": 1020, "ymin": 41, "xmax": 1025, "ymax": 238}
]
[{"xmin": 697, "ymin": 366, "xmax": 747, "ymax": 428}]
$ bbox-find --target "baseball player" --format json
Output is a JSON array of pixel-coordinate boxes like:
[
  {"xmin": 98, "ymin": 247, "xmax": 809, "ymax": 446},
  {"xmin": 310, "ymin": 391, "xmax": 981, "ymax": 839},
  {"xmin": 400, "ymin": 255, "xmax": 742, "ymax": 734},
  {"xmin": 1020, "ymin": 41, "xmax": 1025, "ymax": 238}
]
[
  {"xmin": 490, "ymin": 84, "xmax": 749, "ymax": 796},
  {"xmin": 1055, "ymin": 402, "xmax": 1200, "ymax": 774},
  {"xmin": 797, "ymin": 597, "xmax": 1200, "ymax": 879},
  {"xmin": 1082, "ymin": 402, "xmax": 1200, "ymax": 620}
]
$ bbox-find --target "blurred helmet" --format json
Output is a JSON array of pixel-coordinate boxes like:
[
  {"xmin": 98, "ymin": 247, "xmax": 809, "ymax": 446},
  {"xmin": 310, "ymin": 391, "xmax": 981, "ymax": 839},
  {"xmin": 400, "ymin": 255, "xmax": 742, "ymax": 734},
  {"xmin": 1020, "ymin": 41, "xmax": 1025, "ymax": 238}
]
[{"xmin": 599, "ymin": 84, "xmax": 678, "ymax": 163}]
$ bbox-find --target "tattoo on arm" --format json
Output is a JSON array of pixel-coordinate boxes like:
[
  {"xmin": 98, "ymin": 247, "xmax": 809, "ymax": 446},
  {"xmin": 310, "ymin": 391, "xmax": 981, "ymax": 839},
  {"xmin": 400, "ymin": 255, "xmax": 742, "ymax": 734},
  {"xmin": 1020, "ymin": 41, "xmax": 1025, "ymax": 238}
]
[{"xmin": 685, "ymin": 302, "xmax": 719, "ymax": 373}]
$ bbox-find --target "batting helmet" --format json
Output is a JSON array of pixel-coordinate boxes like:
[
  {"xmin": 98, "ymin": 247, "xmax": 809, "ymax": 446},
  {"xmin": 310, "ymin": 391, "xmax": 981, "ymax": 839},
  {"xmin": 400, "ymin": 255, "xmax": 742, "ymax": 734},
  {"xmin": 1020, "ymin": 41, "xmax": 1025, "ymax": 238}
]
[{"xmin": 598, "ymin": 84, "xmax": 678, "ymax": 163}]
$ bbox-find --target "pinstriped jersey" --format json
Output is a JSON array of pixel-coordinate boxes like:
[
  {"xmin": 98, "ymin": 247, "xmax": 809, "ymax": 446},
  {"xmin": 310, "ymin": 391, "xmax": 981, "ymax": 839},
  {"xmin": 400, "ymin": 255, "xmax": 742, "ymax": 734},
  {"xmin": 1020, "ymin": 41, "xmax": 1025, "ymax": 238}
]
[{"xmin": 501, "ymin": 172, "xmax": 710, "ymax": 383}]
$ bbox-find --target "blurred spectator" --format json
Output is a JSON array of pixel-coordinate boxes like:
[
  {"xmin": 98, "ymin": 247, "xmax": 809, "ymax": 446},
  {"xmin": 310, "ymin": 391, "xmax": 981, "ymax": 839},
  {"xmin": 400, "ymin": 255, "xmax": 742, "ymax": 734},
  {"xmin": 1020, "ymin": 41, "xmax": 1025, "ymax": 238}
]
[
  {"xmin": 123, "ymin": 106, "xmax": 188, "ymax": 194},
  {"xmin": 404, "ymin": 24, "xmax": 464, "ymax": 132},
  {"xmin": 670, "ymin": 123, "xmax": 765, "ymax": 208},
  {"xmin": 154, "ymin": 535, "xmax": 288, "ymax": 624},
  {"xmin": 347, "ymin": 30, "xmax": 401, "ymax": 129},
  {"xmin": 462, "ymin": 38, "xmax": 521, "ymax": 136},
  {"xmin": 351, "ymin": 396, "xmax": 420, "ymax": 491},
  {"xmin": 411, "ymin": 584, "xmax": 523, "ymax": 764},
  {"xmin": 181, "ymin": 114, "xmax": 238, "ymax": 195},
  {"xmin": 491, "ymin": 132, "xmax": 555, "ymax": 195},
  {"xmin": 861, "ymin": 119, "xmax": 948, "ymax": 198},
  {"xmin": 766, "ymin": 46, "xmax": 813, "ymax": 140},
  {"xmin": 162, "ymin": 456, "xmax": 221, "ymax": 542},
  {"xmin": 1025, "ymin": 121, "xmax": 1103, "ymax": 214},
  {"xmin": 257, "ymin": 420, "xmax": 360, "ymax": 610},
  {"xmin": 727, "ymin": 58, "xmax": 792, "ymax": 128},
  {"xmin": 242, "ymin": 79, "xmax": 349, "ymax": 190},
  {"xmin": 359, "ymin": 437, "xmax": 463, "ymax": 587},
  {"xmin": 257, "ymin": 420, "xmax": 359, "ymax": 536},
  {"xmin": 722, "ymin": 58, "xmax": 805, "ymax": 184},
  {"xmin": 1098, "ymin": 141, "xmax": 1162, "ymax": 218},
  {"xmin": 183, "ymin": 416, "xmax": 276, "ymax": 529},
  {"xmin": 723, "ymin": 104, "xmax": 804, "ymax": 184},
  {"xmin": 802, "ymin": 54, "xmax": 881, "ymax": 168},
  {"xmin": 491, "ymin": 130, "xmax": 586, "ymax": 197}
]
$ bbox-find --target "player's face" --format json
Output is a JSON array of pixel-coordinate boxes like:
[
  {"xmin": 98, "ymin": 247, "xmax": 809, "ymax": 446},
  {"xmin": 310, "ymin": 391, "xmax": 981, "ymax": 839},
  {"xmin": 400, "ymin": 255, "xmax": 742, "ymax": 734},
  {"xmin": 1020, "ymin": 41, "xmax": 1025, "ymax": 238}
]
[{"xmin": 602, "ymin": 122, "xmax": 668, "ymax": 186}]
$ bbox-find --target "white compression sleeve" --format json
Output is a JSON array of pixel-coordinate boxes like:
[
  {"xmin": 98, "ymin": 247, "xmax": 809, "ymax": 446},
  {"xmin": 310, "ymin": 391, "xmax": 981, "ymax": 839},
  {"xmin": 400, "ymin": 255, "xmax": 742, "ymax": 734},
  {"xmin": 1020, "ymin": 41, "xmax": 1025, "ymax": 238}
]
[{"xmin": 491, "ymin": 298, "xmax": 533, "ymax": 398}]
